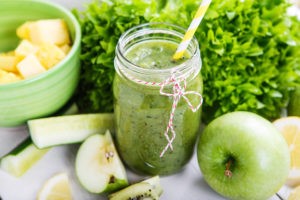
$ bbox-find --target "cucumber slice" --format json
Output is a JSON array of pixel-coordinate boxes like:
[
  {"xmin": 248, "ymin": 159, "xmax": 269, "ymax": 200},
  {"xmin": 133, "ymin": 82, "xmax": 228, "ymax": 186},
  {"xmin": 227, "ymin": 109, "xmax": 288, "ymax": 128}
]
[
  {"xmin": 0, "ymin": 138, "xmax": 49, "ymax": 177},
  {"xmin": 28, "ymin": 113, "xmax": 114, "ymax": 148},
  {"xmin": 109, "ymin": 176, "xmax": 163, "ymax": 200}
]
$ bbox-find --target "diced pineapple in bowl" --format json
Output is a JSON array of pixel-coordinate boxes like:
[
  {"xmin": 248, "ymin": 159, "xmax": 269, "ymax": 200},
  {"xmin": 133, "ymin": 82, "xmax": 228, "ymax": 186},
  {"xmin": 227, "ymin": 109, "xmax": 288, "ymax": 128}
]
[{"xmin": 0, "ymin": 0, "xmax": 81, "ymax": 127}]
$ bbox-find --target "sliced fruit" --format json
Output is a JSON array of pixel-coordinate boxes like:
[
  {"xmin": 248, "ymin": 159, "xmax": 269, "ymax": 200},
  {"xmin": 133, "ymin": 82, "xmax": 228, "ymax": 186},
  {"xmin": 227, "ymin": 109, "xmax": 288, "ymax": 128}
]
[
  {"xmin": 16, "ymin": 54, "xmax": 46, "ymax": 78},
  {"xmin": 109, "ymin": 176, "xmax": 163, "ymax": 200},
  {"xmin": 143, "ymin": 176, "xmax": 163, "ymax": 196},
  {"xmin": 36, "ymin": 43, "xmax": 66, "ymax": 69},
  {"xmin": 0, "ymin": 138, "xmax": 49, "ymax": 177},
  {"xmin": 0, "ymin": 54, "xmax": 19, "ymax": 72},
  {"xmin": 75, "ymin": 130, "xmax": 128, "ymax": 194},
  {"xmin": 37, "ymin": 172, "xmax": 72, "ymax": 200},
  {"xmin": 28, "ymin": 113, "xmax": 114, "ymax": 148},
  {"xmin": 273, "ymin": 116, "xmax": 300, "ymax": 186},
  {"xmin": 28, "ymin": 19, "xmax": 71, "ymax": 46},
  {"xmin": 0, "ymin": 69, "xmax": 21, "ymax": 84},
  {"xmin": 59, "ymin": 44, "xmax": 71, "ymax": 54},
  {"xmin": 16, "ymin": 21, "xmax": 34, "ymax": 40},
  {"xmin": 15, "ymin": 39, "xmax": 39, "ymax": 57},
  {"xmin": 288, "ymin": 185, "xmax": 300, "ymax": 200}
]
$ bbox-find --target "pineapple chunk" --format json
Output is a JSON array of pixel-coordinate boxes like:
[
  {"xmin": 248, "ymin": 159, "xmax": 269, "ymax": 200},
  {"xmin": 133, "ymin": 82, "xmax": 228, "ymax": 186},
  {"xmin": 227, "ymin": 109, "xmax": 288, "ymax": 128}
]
[
  {"xmin": 28, "ymin": 19, "xmax": 71, "ymax": 46},
  {"xmin": 60, "ymin": 44, "xmax": 71, "ymax": 54},
  {"xmin": 16, "ymin": 21, "xmax": 34, "ymax": 40},
  {"xmin": 36, "ymin": 43, "xmax": 66, "ymax": 69},
  {"xmin": 0, "ymin": 54, "xmax": 19, "ymax": 73},
  {"xmin": 17, "ymin": 54, "xmax": 46, "ymax": 78},
  {"xmin": 0, "ymin": 18, "xmax": 72, "ymax": 84},
  {"xmin": 15, "ymin": 40, "xmax": 39, "ymax": 57},
  {"xmin": 0, "ymin": 69, "xmax": 22, "ymax": 85}
]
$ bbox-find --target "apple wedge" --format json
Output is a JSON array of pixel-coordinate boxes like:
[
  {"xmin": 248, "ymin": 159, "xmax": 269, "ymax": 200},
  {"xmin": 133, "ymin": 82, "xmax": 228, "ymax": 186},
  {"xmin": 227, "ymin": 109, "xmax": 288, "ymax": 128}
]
[{"xmin": 75, "ymin": 130, "xmax": 128, "ymax": 193}]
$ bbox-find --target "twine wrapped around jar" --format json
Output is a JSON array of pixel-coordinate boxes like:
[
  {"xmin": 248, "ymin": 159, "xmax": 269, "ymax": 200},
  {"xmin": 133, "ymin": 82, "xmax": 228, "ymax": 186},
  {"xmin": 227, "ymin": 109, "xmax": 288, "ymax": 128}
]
[{"xmin": 121, "ymin": 68, "xmax": 203, "ymax": 157}]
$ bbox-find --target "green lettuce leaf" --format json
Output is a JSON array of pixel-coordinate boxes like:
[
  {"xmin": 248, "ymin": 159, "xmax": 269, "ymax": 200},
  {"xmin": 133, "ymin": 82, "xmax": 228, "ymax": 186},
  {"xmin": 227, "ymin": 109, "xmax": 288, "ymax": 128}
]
[{"xmin": 73, "ymin": 0, "xmax": 300, "ymax": 123}]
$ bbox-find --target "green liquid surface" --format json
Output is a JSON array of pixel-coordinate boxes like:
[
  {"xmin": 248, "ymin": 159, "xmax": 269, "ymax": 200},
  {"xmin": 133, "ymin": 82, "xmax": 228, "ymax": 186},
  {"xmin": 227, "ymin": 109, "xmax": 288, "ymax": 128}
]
[
  {"xmin": 114, "ymin": 40, "xmax": 202, "ymax": 175},
  {"xmin": 126, "ymin": 40, "xmax": 189, "ymax": 69}
]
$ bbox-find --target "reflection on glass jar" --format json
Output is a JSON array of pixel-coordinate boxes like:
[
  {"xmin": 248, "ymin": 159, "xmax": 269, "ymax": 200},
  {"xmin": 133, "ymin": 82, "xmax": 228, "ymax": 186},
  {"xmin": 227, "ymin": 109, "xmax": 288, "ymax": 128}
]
[{"xmin": 113, "ymin": 23, "xmax": 203, "ymax": 175}]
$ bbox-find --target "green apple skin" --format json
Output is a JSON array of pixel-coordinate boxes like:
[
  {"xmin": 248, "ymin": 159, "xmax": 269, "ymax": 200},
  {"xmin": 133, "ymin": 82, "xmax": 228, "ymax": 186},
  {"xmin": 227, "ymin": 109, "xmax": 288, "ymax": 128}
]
[{"xmin": 197, "ymin": 111, "xmax": 290, "ymax": 200}]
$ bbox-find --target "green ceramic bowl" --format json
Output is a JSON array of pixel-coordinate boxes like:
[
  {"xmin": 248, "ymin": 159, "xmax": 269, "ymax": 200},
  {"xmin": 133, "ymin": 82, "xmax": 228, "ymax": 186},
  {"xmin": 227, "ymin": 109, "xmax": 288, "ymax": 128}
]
[{"xmin": 0, "ymin": 0, "xmax": 81, "ymax": 127}]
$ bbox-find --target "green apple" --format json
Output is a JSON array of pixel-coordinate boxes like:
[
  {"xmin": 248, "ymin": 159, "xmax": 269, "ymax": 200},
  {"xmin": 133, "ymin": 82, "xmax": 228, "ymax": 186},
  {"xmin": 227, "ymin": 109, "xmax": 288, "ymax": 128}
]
[
  {"xmin": 288, "ymin": 87, "xmax": 300, "ymax": 116},
  {"xmin": 75, "ymin": 130, "xmax": 128, "ymax": 193},
  {"xmin": 197, "ymin": 111, "xmax": 290, "ymax": 200}
]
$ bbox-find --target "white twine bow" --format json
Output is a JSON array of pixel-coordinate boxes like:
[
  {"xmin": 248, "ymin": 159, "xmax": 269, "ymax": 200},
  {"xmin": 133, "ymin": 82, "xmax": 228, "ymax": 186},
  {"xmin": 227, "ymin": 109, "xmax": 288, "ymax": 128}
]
[
  {"xmin": 120, "ymin": 69, "xmax": 203, "ymax": 157},
  {"xmin": 159, "ymin": 72, "xmax": 203, "ymax": 157}
]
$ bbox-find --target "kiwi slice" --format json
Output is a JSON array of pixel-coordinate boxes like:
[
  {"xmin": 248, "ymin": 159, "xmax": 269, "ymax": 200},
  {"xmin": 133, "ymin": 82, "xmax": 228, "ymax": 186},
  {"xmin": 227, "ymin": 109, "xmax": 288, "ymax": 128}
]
[{"xmin": 109, "ymin": 176, "xmax": 163, "ymax": 200}]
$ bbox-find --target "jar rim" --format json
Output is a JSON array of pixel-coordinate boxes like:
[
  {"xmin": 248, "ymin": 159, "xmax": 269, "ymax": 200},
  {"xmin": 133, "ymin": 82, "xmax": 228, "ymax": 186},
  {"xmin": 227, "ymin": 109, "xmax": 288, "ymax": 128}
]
[{"xmin": 115, "ymin": 22, "xmax": 201, "ymax": 78}]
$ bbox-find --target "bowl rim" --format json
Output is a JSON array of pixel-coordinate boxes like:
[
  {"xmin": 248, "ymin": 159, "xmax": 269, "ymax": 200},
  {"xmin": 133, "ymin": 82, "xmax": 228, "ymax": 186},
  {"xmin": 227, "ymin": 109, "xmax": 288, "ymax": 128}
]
[{"xmin": 0, "ymin": 0, "xmax": 81, "ymax": 90}]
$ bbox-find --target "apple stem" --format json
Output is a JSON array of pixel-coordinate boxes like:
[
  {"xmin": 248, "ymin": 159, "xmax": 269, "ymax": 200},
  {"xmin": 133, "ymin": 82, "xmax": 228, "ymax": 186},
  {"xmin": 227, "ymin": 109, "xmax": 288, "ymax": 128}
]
[{"xmin": 224, "ymin": 159, "xmax": 233, "ymax": 178}]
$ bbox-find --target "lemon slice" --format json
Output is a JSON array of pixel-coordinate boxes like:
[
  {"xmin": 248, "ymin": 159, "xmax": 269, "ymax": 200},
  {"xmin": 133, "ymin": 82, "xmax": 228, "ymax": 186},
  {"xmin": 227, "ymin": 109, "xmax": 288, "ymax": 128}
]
[
  {"xmin": 273, "ymin": 116, "xmax": 300, "ymax": 186},
  {"xmin": 37, "ymin": 173, "xmax": 72, "ymax": 200},
  {"xmin": 288, "ymin": 185, "xmax": 300, "ymax": 200}
]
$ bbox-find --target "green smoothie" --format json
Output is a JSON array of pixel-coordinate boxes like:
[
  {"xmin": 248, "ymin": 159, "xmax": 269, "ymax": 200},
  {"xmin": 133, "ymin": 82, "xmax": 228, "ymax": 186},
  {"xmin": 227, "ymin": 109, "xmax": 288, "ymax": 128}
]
[
  {"xmin": 126, "ymin": 41, "xmax": 189, "ymax": 69},
  {"xmin": 114, "ymin": 40, "xmax": 202, "ymax": 175}
]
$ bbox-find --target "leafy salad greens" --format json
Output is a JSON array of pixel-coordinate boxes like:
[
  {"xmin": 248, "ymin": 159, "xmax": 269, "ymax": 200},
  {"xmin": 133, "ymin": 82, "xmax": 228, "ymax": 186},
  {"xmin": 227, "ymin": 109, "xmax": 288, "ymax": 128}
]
[{"xmin": 73, "ymin": 0, "xmax": 300, "ymax": 123}]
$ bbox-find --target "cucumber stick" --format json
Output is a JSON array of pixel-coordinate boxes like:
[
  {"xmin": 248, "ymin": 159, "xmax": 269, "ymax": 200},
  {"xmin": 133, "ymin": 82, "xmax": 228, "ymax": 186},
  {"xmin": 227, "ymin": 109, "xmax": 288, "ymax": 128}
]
[
  {"xmin": 28, "ymin": 113, "xmax": 114, "ymax": 148},
  {"xmin": 0, "ymin": 138, "xmax": 49, "ymax": 177}
]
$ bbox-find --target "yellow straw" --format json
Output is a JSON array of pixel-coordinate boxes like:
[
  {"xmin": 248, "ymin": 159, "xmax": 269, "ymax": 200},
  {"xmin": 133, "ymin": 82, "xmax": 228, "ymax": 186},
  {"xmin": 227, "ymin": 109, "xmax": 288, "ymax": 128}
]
[{"xmin": 173, "ymin": 0, "xmax": 212, "ymax": 60}]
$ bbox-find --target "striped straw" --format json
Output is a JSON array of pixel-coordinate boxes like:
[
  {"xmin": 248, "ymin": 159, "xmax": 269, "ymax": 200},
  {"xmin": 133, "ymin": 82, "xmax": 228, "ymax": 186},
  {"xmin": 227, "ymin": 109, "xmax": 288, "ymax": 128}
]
[{"xmin": 173, "ymin": 0, "xmax": 212, "ymax": 60}]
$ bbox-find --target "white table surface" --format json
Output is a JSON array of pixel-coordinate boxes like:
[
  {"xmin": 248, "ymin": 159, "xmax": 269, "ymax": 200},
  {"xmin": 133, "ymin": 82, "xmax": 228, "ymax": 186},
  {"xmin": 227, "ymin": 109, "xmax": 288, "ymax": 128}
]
[
  {"xmin": 1, "ymin": 0, "xmax": 299, "ymax": 199},
  {"xmin": 0, "ymin": 125, "xmax": 292, "ymax": 200}
]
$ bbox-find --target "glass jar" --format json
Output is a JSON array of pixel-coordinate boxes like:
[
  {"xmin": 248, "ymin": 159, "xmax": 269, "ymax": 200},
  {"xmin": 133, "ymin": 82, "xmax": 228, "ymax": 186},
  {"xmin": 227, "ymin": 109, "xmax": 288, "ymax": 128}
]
[{"xmin": 113, "ymin": 23, "xmax": 203, "ymax": 175}]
